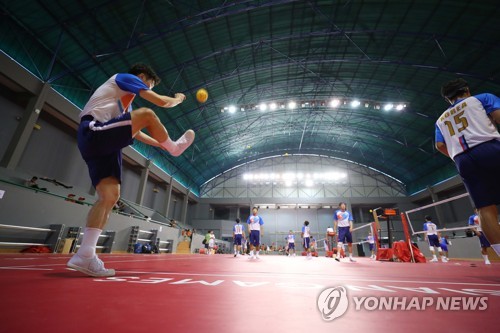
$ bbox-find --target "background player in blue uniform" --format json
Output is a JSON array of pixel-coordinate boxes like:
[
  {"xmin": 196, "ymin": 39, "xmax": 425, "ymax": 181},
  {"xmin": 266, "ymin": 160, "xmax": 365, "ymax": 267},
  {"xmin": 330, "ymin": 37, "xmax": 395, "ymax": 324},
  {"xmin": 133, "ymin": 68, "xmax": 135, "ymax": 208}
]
[
  {"xmin": 286, "ymin": 230, "xmax": 296, "ymax": 256},
  {"xmin": 435, "ymin": 78, "xmax": 500, "ymax": 257},
  {"xmin": 468, "ymin": 209, "xmax": 491, "ymax": 265},
  {"xmin": 333, "ymin": 202, "xmax": 356, "ymax": 262},
  {"xmin": 233, "ymin": 218, "xmax": 246, "ymax": 257},
  {"xmin": 301, "ymin": 221, "xmax": 312, "ymax": 259},
  {"xmin": 423, "ymin": 216, "xmax": 447, "ymax": 263},
  {"xmin": 438, "ymin": 233, "xmax": 451, "ymax": 260},
  {"xmin": 68, "ymin": 64, "xmax": 194, "ymax": 277},
  {"xmin": 247, "ymin": 207, "xmax": 264, "ymax": 259},
  {"xmin": 366, "ymin": 232, "xmax": 376, "ymax": 259}
]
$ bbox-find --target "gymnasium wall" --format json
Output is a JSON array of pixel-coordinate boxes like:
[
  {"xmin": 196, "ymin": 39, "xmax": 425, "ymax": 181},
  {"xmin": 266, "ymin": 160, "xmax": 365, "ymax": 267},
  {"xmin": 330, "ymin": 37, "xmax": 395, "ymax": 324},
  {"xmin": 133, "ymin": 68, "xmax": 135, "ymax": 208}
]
[
  {"xmin": 0, "ymin": 181, "xmax": 181, "ymax": 252},
  {"xmin": 0, "ymin": 94, "xmax": 191, "ymax": 222}
]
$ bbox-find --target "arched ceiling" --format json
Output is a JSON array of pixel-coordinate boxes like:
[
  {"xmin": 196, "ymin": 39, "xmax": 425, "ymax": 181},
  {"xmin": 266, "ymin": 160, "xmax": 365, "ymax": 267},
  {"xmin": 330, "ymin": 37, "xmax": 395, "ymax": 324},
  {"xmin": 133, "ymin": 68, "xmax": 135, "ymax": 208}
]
[{"xmin": 2, "ymin": 0, "xmax": 500, "ymax": 195}]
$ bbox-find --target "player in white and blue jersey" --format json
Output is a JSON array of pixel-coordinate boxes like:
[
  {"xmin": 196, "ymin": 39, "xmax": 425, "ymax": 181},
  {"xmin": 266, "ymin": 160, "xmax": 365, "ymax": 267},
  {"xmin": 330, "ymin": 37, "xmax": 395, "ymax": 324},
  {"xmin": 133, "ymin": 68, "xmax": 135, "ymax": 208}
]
[
  {"xmin": 333, "ymin": 202, "xmax": 356, "ymax": 262},
  {"xmin": 468, "ymin": 209, "xmax": 491, "ymax": 265},
  {"xmin": 68, "ymin": 64, "xmax": 195, "ymax": 277},
  {"xmin": 423, "ymin": 216, "xmax": 447, "ymax": 263},
  {"xmin": 247, "ymin": 207, "xmax": 264, "ymax": 259},
  {"xmin": 301, "ymin": 221, "xmax": 312, "ymax": 259},
  {"xmin": 435, "ymin": 78, "xmax": 500, "ymax": 257},
  {"xmin": 438, "ymin": 233, "xmax": 451, "ymax": 260},
  {"xmin": 233, "ymin": 218, "xmax": 246, "ymax": 257},
  {"xmin": 366, "ymin": 233, "xmax": 375, "ymax": 259},
  {"xmin": 286, "ymin": 230, "xmax": 296, "ymax": 256}
]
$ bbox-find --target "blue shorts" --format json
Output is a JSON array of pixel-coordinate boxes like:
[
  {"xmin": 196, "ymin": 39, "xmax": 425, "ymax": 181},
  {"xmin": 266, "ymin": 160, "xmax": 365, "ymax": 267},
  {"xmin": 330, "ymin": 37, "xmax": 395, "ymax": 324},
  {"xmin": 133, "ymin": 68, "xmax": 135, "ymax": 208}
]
[
  {"xmin": 78, "ymin": 114, "xmax": 134, "ymax": 187},
  {"xmin": 478, "ymin": 233, "xmax": 491, "ymax": 248},
  {"xmin": 440, "ymin": 244, "xmax": 448, "ymax": 252},
  {"xmin": 454, "ymin": 139, "xmax": 500, "ymax": 208},
  {"xmin": 427, "ymin": 235, "xmax": 440, "ymax": 248},
  {"xmin": 234, "ymin": 234, "xmax": 242, "ymax": 246},
  {"xmin": 303, "ymin": 237, "xmax": 310, "ymax": 249},
  {"xmin": 338, "ymin": 227, "xmax": 352, "ymax": 244},
  {"xmin": 368, "ymin": 243, "xmax": 374, "ymax": 251},
  {"xmin": 249, "ymin": 230, "xmax": 260, "ymax": 247},
  {"xmin": 288, "ymin": 243, "xmax": 295, "ymax": 250}
]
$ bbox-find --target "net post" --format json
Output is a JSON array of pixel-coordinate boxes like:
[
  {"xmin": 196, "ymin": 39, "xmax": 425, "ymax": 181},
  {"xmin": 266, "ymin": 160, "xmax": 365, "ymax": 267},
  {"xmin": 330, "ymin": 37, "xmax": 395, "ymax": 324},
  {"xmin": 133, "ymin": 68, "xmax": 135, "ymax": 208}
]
[
  {"xmin": 400, "ymin": 212, "xmax": 415, "ymax": 263},
  {"xmin": 371, "ymin": 222, "xmax": 380, "ymax": 259}
]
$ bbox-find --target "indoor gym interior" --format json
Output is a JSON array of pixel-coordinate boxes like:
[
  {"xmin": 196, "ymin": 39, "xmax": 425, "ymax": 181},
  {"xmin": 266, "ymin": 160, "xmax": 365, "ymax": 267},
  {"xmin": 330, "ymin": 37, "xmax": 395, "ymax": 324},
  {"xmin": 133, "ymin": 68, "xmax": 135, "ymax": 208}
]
[{"xmin": 1, "ymin": 1, "xmax": 499, "ymax": 332}]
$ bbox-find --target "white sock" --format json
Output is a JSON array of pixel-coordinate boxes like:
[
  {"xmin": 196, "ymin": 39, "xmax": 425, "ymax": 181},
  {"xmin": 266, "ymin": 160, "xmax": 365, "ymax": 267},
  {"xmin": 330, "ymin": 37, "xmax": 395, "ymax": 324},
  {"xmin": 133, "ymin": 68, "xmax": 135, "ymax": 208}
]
[
  {"xmin": 482, "ymin": 254, "xmax": 489, "ymax": 261},
  {"xmin": 256, "ymin": 250, "xmax": 260, "ymax": 256},
  {"xmin": 160, "ymin": 137, "xmax": 178, "ymax": 154},
  {"xmin": 432, "ymin": 254, "xmax": 437, "ymax": 259},
  {"xmin": 491, "ymin": 244, "xmax": 500, "ymax": 256},
  {"xmin": 78, "ymin": 227, "xmax": 102, "ymax": 258}
]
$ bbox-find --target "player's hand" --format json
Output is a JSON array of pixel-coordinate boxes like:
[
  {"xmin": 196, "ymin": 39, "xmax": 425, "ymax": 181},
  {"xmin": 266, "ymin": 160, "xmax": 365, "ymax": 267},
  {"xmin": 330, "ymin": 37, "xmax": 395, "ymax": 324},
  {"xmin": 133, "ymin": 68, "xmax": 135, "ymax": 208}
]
[
  {"xmin": 174, "ymin": 93, "xmax": 186, "ymax": 102},
  {"xmin": 349, "ymin": 227, "xmax": 353, "ymax": 232}
]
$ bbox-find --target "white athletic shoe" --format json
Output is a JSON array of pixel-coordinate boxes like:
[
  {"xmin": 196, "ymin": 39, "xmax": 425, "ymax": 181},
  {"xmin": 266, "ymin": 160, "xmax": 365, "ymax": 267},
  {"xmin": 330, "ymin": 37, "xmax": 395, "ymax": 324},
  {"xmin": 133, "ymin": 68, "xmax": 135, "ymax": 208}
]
[
  {"xmin": 349, "ymin": 257, "xmax": 356, "ymax": 262},
  {"xmin": 170, "ymin": 130, "xmax": 195, "ymax": 157},
  {"xmin": 485, "ymin": 260, "xmax": 491, "ymax": 265},
  {"xmin": 430, "ymin": 258, "xmax": 438, "ymax": 262},
  {"xmin": 67, "ymin": 254, "xmax": 115, "ymax": 277},
  {"xmin": 293, "ymin": 253, "xmax": 296, "ymax": 257},
  {"xmin": 255, "ymin": 255, "xmax": 260, "ymax": 260},
  {"xmin": 441, "ymin": 257, "xmax": 449, "ymax": 263}
]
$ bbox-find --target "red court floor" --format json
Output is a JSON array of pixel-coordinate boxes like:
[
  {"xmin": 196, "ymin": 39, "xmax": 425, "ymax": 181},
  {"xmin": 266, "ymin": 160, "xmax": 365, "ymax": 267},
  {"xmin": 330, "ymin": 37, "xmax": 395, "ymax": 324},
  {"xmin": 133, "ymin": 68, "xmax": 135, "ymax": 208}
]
[{"xmin": 0, "ymin": 253, "xmax": 498, "ymax": 333}]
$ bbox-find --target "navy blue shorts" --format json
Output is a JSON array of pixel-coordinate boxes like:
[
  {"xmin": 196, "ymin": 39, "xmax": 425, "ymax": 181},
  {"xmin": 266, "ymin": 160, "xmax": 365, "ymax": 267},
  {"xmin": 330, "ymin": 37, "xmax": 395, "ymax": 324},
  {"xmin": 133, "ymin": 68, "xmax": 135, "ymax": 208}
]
[
  {"xmin": 288, "ymin": 243, "xmax": 295, "ymax": 250},
  {"xmin": 249, "ymin": 230, "xmax": 260, "ymax": 247},
  {"xmin": 454, "ymin": 139, "xmax": 500, "ymax": 208},
  {"xmin": 78, "ymin": 113, "xmax": 134, "ymax": 187},
  {"xmin": 338, "ymin": 226, "xmax": 352, "ymax": 244},
  {"xmin": 440, "ymin": 244, "xmax": 448, "ymax": 252},
  {"xmin": 427, "ymin": 235, "xmax": 440, "ymax": 248},
  {"xmin": 303, "ymin": 237, "xmax": 310, "ymax": 249},
  {"xmin": 478, "ymin": 233, "xmax": 491, "ymax": 248},
  {"xmin": 368, "ymin": 243, "xmax": 374, "ymax": 251},
  {"xmin": 234, "ymin": 234, "xmax": 242, "ymax": 246}
]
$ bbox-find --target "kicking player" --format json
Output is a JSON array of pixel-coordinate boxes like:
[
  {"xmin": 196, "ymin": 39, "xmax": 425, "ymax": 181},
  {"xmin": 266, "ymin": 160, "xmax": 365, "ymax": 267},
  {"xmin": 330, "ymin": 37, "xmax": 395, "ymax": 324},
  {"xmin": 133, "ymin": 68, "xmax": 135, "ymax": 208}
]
[
  {"xmin": 233, "ymin": 218, "xmax": 245, "ymax": 257},
  {"xmin": 367, "ymin": 232, "xmax": 376, "ymax": 259},
  {"xmin": 468, "ymin": 209, "xmax": 492, "ymax": 265},
  {"xmin": 68, "ymin": 64, "xmax": 194, "ymax": 277},
  {"xmin": 301, "ymin": 221, "xmax": 312, "ymax": 259},
  {"xmin": 286, "ymin": 230, "xmax": 296, "ymax": 256},
  {"xmin": 423, "ymin": 216, "xmax": 447, "ymax": 262},
  {"xmin": 247, "ymin": 207, "xmax": 264, "ymax": 259},
  {"xmin": 333, "ymin": 202, "xmax": 356, "ymax": 262},
  {"xmin": 435, "ymin": 78, "xmax": 500, "ymax": 257}
]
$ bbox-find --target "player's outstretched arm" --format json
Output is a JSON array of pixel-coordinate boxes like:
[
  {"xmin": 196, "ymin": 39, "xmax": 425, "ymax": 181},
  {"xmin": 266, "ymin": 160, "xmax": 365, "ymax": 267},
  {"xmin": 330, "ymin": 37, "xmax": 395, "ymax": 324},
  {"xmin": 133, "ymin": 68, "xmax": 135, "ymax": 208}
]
[
  {"xmin": 490, "ymin": 109, "xmax": 500, "ymax": 124},
  {"xmin": 139, "ymin": 89, "xmax": 186, "ymax": 108}
]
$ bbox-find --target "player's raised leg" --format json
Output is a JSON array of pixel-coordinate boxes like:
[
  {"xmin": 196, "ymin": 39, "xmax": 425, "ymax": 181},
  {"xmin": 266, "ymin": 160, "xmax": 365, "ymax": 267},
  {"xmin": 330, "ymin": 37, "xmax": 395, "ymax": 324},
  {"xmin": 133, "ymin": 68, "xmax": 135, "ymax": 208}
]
[{"xmin": 131, "ymin": 107, "xmax": 195, "ymax": 157}]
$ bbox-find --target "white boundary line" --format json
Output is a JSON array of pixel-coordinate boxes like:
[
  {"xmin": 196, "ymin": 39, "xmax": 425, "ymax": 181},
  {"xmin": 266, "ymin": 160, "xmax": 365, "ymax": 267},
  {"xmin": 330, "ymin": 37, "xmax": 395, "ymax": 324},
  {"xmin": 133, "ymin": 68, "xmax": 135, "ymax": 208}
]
[{"xmin": 115, "ymin": 270, "xmax": 500, "ymax": 287}]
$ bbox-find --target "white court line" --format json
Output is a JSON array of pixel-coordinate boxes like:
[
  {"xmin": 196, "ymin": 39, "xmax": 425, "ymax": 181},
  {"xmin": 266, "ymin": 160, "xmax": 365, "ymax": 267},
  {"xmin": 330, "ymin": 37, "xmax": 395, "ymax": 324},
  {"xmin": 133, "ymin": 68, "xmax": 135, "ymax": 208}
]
[
  {"xmin": 0, "ymin": 256, "xmax": 205, "ymax": 269},
  {"xmin": 0, "ymin": 267, "xmax": 53, "ymax": 271},
  {"xmin": 115, "ymin": 270, "xmax": 500, "ymax": 287}
]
